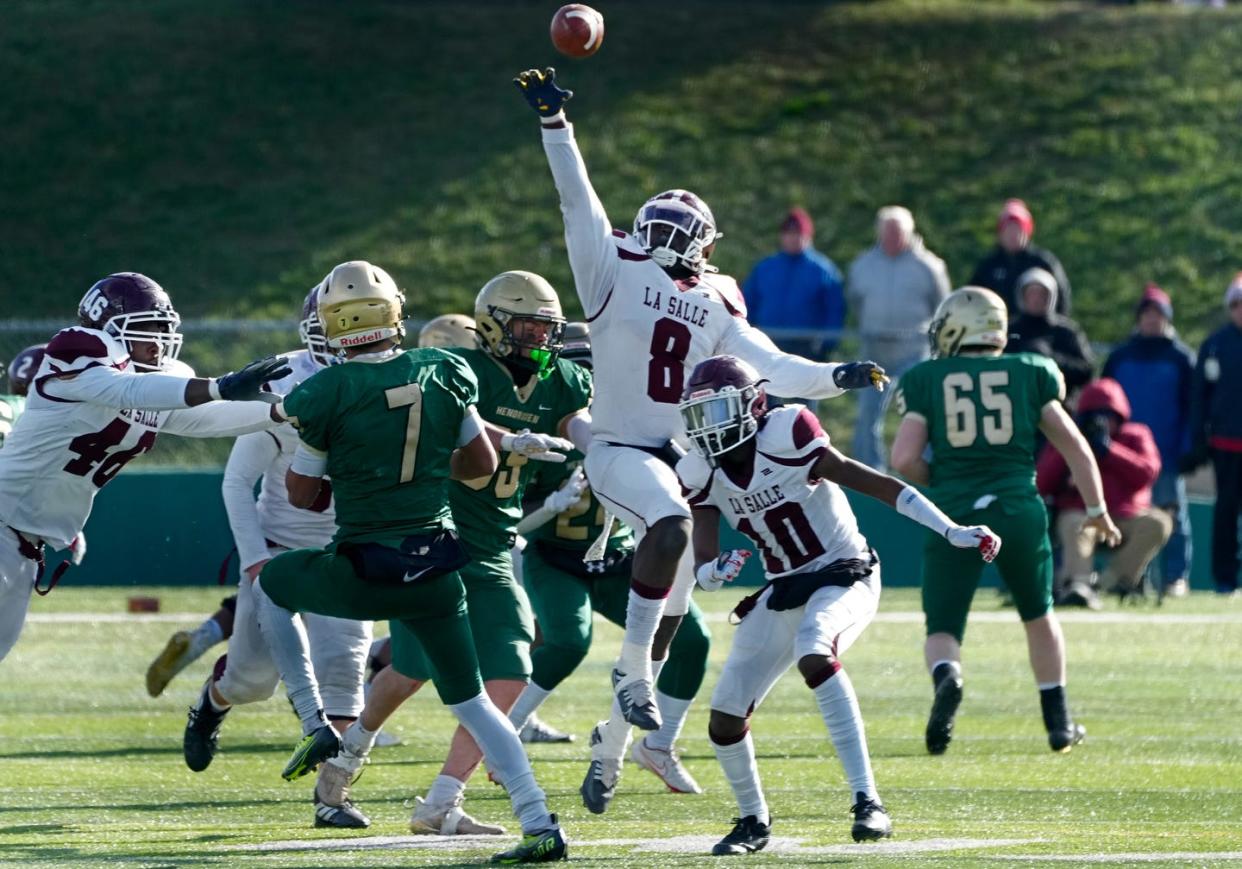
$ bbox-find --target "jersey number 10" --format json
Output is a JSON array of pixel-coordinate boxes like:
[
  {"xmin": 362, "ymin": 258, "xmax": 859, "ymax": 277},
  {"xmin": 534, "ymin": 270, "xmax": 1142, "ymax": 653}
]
[{"xmin": 943, "ymin": 370, "xmax": 1013, "ymax": 447}]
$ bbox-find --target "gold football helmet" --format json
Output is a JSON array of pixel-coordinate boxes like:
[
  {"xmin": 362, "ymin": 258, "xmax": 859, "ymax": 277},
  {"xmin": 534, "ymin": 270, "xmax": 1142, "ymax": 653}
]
[
  {"xmin": 418, "ymin": 313, "xmax": 477, "ymax": 349},
  {"xmin": 929, "ymin": 287, "xmax": 1009, "ymax": 357},
  {"xmin": 474, "ymin": 270, "xmax": 565, "ymax": 377},
  {"xmin": 317, "ymin": 261, "xmax": 406, "ymax": 350}
]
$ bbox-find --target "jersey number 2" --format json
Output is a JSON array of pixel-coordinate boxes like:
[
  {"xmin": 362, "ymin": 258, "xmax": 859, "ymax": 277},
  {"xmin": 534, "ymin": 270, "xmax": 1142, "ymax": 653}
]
[
  {"xmin": 943, "ymin": 370, "xmax": 1013, "ymax": 447},
  {"xmin": 646, "ymin": 318, "xmax": 692, "ymax": 403}
]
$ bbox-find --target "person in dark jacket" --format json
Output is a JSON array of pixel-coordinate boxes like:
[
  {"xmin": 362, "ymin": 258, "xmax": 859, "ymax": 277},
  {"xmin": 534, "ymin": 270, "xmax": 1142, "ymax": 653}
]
[
  {"xmin": 1183, "ymin": 274, "xmax": 1242, "ymax": 595},
  {"xmin": 1006, "ymin": 267, "xmax": 1094, "ymax": 396},
  {"xmin": 1103, "ymin": 284, "xmax": 1195, "ymax": 597},
  {"xmin": 1038, "ymin": 378, "xmax": 1171, "ymax": 607},
  {"xmin": 970, "ymin": 199, "xmax": 1072, "ymax": 316}
]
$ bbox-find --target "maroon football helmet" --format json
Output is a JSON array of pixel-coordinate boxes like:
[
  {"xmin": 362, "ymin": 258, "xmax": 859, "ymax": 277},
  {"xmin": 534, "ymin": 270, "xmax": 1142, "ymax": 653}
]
[
  {"xmin": 679, "ymin": 355, "xmax": 768, "ymax": 465},
  {"xmin": 6, "ymin": 343, "xmax": 47, "ymax": 396},
  {"xmin": 77, "ymin": 273, "xmax": 182, "ymax": 370},
  {"xmin": 633, "ymin": 189, "xmax": 722, "ymax": 277},
  {"xmin": 298, "ymin": 283, "xmax": 338, "ymax": 367}
]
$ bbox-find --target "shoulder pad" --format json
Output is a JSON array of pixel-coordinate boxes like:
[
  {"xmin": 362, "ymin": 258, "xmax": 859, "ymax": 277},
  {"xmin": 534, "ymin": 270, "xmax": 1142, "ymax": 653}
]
[
  {"xmin": 44, "ymin": 327, "xmax": 128, "ymax": 370},
  {"xmin": 676, "ymin": 450, "xmax": 713, "ymax": 496},
  {"xmin": 698, "ymin": 273, "xmax": 747, "ymax": 318},
  {"xmin": 163, "ymin": 358, "xmax": 197, "ymax": 378},
  {"xmin": 758, "ymin": 406, "xmax": 828, "ymax": 457}
]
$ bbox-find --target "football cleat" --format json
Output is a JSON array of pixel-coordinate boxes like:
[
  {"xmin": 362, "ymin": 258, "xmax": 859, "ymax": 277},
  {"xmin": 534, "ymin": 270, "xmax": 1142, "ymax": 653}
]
[
  {"xmin": 630, "ymin": 736, "xmax": 703, "ymax": 794},
  {"xmin": 850, "ymin": 792, "xmax": 892, "ymax": 842},
  {"xmin": 711, "ymin": 815, "xmax": 771, "ymax": 855},
  {"xmin": 1049, "ymin": 722, "xmax": 1087, "ymax": 753},
  {"xmin": 373, "ymin": 728, "xmax": 402, "ymax": 748},
  {"xmin": 313, "ymin": 760, "xmax": 370, "ymax": 829},
  {"xmin": 409, "ymin": 795, "xmax": 506, "ymax": 836},
  {"xmin": 612, "ymin": 667, "xmax": 661, "ymax": 731},
  {"xmin": 521, "ymin": 714, "xmax": 575, "ymax": 744},
  {"xmin": 183, "ymin": 682, "xmax": 228, "ymax": 772},
  {"xmin": 146, "ymin": 630, "xmax": 194, "ymax": 697},
  {"xmin": 281, "ymin": 725, "xmax": 341, "ymax": 782},
  {"xmin": 490, "ymin": 816, "xmax": 567, "ymax": 864},
  {"xmin": 925, "ymin": 673, "xmax": 964, "ymax": 755},
  {"xmin": 580, "ymin": 724, "xmax": 623, "ymax": 814}
]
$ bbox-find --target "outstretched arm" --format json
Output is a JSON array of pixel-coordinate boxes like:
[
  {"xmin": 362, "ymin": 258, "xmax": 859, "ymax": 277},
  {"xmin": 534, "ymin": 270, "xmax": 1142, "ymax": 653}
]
[{"xmin": 719, "ymin": 317, "xmax": 887, "ymax": 401}]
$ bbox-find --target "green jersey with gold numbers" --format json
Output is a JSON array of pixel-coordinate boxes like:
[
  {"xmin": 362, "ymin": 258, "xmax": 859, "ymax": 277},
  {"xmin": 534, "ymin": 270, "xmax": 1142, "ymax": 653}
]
[
  {"xmin": 282, "ymin": 348, "xmax": 477, "ymax": 543},
  {"xmin": 895, "ymin": 352, "xmax": 1065, "ymax": 514},
  {"xmin": 449, "ymin": 348, "xmax": 593, "ymax": 553},
  {"xmin": 523, "ymin": 452, "xmax": 634, "ymax": 554},
  {"xmin": 0, "ymin": 395, "xmax": 25, "ymax": 449}
]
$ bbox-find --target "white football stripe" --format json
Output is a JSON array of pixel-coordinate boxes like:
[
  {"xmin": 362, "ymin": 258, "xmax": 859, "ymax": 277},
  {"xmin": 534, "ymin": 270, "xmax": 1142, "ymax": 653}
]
[{"xmin": 565, "ymin": 9, "xmax": 600, "ymax": 50}]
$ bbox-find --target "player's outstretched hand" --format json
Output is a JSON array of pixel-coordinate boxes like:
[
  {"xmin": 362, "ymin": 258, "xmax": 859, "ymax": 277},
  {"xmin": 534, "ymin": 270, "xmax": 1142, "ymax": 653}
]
[
  {"xmin": 696, "ymin": 549, "xmax": 752, "ymax": 592},
  {"xmin": 502, "ymin": 429, "xmax": 575, "ymax": 463},
  {"xmin": 833, "ymin": 361, "xmax": 889, "ymax": 392},
  {"xmin": 544, "ymin": 466, "xmax": 588, "ymax": 513},
  {"xmin": 514, "ymin": 67, "xmax": 573, "ymax": 118},
  {"xmin": 1084, "ymin": 512, "xmax": 1122, "ymax": 548},
  {"xmin": 947, "ymin": 525, "xmax": 1002, "ymax": 562},
  {"xmin": 216, "ymin": 356, "xmax": 292, "ymax": 403}
]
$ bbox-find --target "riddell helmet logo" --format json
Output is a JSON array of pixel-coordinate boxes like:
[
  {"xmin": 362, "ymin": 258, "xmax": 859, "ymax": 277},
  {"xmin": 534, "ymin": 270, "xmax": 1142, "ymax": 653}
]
[{"xmin": 339, "ymin": 329, "xmax": 386, "ymax": 346}]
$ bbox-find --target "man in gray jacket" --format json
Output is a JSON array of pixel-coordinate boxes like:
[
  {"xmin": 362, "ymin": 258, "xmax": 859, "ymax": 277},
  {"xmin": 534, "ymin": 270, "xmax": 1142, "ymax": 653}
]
[{"xmin": 847, "ymin": 206, "xmax": 950, "ymax": 469}]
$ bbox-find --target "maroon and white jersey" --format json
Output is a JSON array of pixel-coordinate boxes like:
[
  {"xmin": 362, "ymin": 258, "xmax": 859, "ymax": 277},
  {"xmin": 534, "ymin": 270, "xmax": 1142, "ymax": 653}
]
[
  {"xmin": 677, "ymin": 406, "xmax": 868, "ymax": 578},
  {"xmin": 542, "ymin": 121, "xmax": 847, "ymax": 448},
  {"xmin": 0, "ymin": 327, "xmax": 275, "ymax": 549}
]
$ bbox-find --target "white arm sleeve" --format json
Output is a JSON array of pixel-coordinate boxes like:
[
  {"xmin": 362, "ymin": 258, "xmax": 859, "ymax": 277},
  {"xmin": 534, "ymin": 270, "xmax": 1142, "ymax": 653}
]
[
  {"xmin": 565, "ymin": 411, "xmax": 592, "ymax": 455},
  {"xmin": 515, "ymin": 503, "xmax": 559, "ymax": 536},
  {"xmin": 457, "ymin": 406, "xmax": 485, "ymax": 447},
  {"xmin": 160, "ymin": 400, "xmax": 276, "ymax": 438},
  {"xmin": 541, "ymin": 122, "xmax": 619, "ymax": 317},
  {"xmin": 291, "ymin": 443, "xmax": 328, "ymax": 477},
  {"xmin": 221, "ymin": 431, "xmax": 281, "ymax": 571},
  {"xmin": 41, "ymin": 364, "xmax": 192, "ymax": 409},
  {"xmin": 718, "ymin": 318, "xmax": 846, "ymax": 400}
]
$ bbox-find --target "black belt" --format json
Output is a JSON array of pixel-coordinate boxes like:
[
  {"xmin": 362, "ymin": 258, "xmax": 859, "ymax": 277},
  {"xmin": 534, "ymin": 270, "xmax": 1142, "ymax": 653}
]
[
  {"xmin": 601, "ymin": 440, "xmax": 686, "ymax": 470},
  {"xmin": 9, "ymin": 527, "xmax": 70, "ymax": 597}
]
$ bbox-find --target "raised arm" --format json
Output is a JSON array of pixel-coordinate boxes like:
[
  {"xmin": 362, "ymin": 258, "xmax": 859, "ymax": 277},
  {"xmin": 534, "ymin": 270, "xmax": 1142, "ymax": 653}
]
[{"xmin": 719, "ymin": 317, "xmax": 886, "ymax": 400}]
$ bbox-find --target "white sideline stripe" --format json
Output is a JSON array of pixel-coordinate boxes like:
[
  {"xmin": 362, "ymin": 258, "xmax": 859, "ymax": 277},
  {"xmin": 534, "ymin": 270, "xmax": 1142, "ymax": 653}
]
[
  {"xmin": 991, "ymin": 854, "xmax": 1242, "ymax": 863},
  {"xmin": 28, "ymin": 612, "xmax": 209, "ymax": 623},
  {"xmin": 228, "ymin": 835, "xmax": 1043, "ymax": 855}
]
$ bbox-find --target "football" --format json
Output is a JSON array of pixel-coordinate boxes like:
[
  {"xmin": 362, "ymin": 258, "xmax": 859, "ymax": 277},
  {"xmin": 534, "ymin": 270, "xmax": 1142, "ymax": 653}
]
[{"xmin": 550, "ymin": 4, "xmax": 604, "ymax": 58}]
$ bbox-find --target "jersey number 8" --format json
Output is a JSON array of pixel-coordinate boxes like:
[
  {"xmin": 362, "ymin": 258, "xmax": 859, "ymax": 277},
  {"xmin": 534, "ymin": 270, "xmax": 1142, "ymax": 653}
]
[{"xmin": 943, "ymin": 370, "xmax": 1013, "ymax": 447}]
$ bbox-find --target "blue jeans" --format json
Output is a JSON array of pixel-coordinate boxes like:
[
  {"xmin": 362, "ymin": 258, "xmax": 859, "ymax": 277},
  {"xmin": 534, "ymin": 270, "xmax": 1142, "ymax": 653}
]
[
  {"xmin": 851, "ymin": 351, "xmax": 925, "ymax": 471},
  {"xmin": 1150, "ymin": 469, "xmax": 1191, "ymax": 584}
]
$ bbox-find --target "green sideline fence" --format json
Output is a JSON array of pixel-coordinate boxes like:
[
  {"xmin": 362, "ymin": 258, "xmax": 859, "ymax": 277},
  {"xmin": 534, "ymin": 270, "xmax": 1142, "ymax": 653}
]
[{"xmin": 41, "ymin": 469, "xmax": 1217, "ymax": 591}]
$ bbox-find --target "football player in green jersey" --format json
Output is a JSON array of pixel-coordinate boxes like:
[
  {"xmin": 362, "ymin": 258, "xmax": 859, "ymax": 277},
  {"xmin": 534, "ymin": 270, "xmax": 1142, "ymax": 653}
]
[
  {"xmin": 325, "ymin": 270, "xmax": 589, "ymax": 846},
  {"xmin": 507, "ymin": 324, "xmax": 713, "ymax": 808},
  {"xmin": 891, "ymin": 287, "xmax": 1122, "ymax": 756},
  {"xmin": 251, "ymin": 262, "xmax": 568, "ymax": 863}
]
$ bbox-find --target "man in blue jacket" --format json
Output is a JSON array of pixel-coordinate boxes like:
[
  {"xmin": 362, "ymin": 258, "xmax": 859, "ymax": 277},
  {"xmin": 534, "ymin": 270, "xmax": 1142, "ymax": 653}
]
[
  {"xmin": 1184, "ymin": 275, "xmax": 1242, "ymax": 595},
  {"xmin": 1103, "ymin": 284, "xmax": 1195, "ymax": 597}
]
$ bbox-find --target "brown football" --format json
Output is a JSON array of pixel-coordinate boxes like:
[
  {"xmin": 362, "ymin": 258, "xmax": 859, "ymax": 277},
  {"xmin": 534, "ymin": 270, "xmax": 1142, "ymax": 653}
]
[{"xmin": 550, "ymin": 4, "xmax": 604, "ymax": 59}]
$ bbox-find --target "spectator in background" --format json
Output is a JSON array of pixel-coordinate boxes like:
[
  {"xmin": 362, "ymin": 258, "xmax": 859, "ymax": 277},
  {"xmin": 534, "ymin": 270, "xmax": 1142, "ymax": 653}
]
[
  {"xmin": 846, "ymin": 205, "xmax": 950, "ymax": 469},
  {"xmin": 1038, "ymin": 378, "xmax": 1171, "ymax": 607},
  {"xmin": 1006, "ymin": 267, "xmax": 1094, "ymax": 397},
  {"xmin": 1103, "ymin": 284, "xmax": 1195, "ymax": 597},
  {"xmin": 1183, "ymin": 274, "xmax": 1242, "ymax": 596},
  {"xmin": 742, "ymin": 207, "xmax": 845, "ymax": 359},
  {"xmin": 971, "ymin": 199, "xmax": 1072, "ymax": 315}
]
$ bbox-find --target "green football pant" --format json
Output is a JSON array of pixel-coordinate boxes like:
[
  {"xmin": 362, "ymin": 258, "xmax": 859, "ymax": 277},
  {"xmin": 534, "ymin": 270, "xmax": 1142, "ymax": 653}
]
[
  {"xmin": 259, "ymin": 545, "xmax": 483, "ymax": 706},
  {"xmin": 394, "ymin": 539, "xmax": 535, "ymax": 684},
  {"xmin": 522, "ymin": 545, "xmax": 710, "ymax": 700},
  {"xmin": 922, "ymin": 494, "xmax": 1054, "ymax": 643}
]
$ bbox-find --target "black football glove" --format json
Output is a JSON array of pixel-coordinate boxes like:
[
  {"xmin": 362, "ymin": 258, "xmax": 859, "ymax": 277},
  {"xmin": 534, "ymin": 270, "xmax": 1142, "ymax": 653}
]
[
  {"xmin": 216, "ymin": 356, "xmax": 292, "ymax": 403},
  {"xmin": 833, "ymin": 361, "xmax": 889, "ymax": 391},
  {"xmin": 514, "ymin": 67, "xmax": 573, "ymax": 118}
]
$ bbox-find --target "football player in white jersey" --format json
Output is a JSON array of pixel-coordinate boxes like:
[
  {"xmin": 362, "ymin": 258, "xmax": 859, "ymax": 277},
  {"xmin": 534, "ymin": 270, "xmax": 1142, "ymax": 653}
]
[
  {"xmin": 177, "ymin": 285, "xmax": 374, "ymax": 829},
  {"xmin": 675, "ymin": 356, "xmax": 1001, "ymax": 852},
  {"xmin": 514, "ymin": 67, "xmax": 887, "ymax": 794},
  {"xmin": 0, "ymin": 273, "xmax": 291, "ymax": 663}
]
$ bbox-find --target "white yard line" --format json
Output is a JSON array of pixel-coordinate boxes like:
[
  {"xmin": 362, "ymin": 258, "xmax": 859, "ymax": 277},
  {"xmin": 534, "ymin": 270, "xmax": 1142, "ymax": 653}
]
[{"xmin": 990, "ymin": 854, "xmax": 1242, "ymax": 864}]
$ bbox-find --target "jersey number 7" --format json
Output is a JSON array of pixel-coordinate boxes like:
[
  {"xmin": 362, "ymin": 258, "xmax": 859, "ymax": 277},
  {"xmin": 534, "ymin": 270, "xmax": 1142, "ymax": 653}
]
[{"xmin": 385, "ymin": 383, "xmax": 423, "ymax": 484}]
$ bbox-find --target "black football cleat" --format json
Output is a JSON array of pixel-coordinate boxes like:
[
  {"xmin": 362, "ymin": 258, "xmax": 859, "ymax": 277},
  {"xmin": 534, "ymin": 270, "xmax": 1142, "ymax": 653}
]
[
  {"xmin": 1049, "ymin": 722, "xmax": 1086, "ymax": 753},
  {"xmin": 925, "ymin": 674, "xmax": 963, "ymax": 755},
  {"xmin": 611, "ymin": 667, "xmax": 661, "ymax": 731},
  {"xmin": 490, "ymin": 816, "xmax": 567, "ymax": 863},
  {"xmin": 183, "ymin": 682, "xmax": 229, "ymax": 772},
  {"xmin": 282, "ymin": 724, "xmax": 341, "ymax": 781},
  {"xmin": 850, "ymin": 792, "xmax": 892, "ymax": 842},
  {"xmin": 711, "ymin": 815, "xmax": 771, "ymax": 855}
]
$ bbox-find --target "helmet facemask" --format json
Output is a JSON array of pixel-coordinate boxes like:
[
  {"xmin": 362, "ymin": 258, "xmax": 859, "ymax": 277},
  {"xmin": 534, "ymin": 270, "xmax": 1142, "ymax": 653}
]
[
  {"xmin": 634, "ymin": 197, "xmax": 721, "ymax": 277},
  {"xmin": 680, "ymin": 384, "xmax": 762, "ymax": 467},
  {"xmin": 485, "ymin": 306, "xmax": 566, "ymax": 378},
  {"xmin": 107, "ymin": 310, "xmax": 184, "ymax": 371},
  {"xmin": 299, "ymin": 309, "xmax": 339, "ymax": 367}
]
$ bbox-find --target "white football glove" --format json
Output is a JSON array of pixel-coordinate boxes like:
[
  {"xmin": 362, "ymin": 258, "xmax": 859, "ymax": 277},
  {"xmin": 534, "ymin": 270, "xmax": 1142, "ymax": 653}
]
[
  {"xmin": 501, "ymin": 429, "xmax": 575, "ymax": 463},
  {"xmin": 544, "ymin": 466, "xmax": 587, "ymax": 513},
  {"xmin": 695, "ymin": 549, "xmax": 753, "ymax": 592},
  {"xmin": 69, "ymin": 532, "xmax": 87, "ymax": 566},
  {"xmin": 946, "ymin": 525, "xmax": 1002, "ymax": 563}
]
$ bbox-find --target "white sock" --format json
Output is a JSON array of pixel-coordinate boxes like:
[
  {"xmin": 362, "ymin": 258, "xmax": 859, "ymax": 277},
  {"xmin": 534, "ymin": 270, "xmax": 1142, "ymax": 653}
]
[
  {"xmin": 342, "ymin": 719, "xmax": 377, "ymax": 758},
  {"xmin": 508, "ymin": 682, "xmax": 553, "ymax": 732},
  {"xmin": 425, "ymin": 773, "xmax": 466, "ymax": 807},
  {"xmin": 1037, "ymin": 680, "xmax": 1064, "ymax": 691},
  {"xmin": 188, "ymin": 618, "xmax": 224, "ymax": 658},
  {"xmin": 712, "ymin": 731, "xmax": 768, "ymax": 825},
  {"xmin": 812, "ymin": 667, "xmax": 878, "ymax": 800},
  {"xmin": 619, "ymin": 589, "xmax": 666, "ymax": 679},
  {"xmin": 206, "ymin": 682, "xmax": 230, "ymax": 712},
  {"xmin": 253, "ymin": 580, "xmax": 325, "ymax": 735},
  {"xmin": 648, "ymin": 690, "xmax": 692, "ymax": 751},
  {"xmin": 593, "ymin": 694, "xmax": 635, "ymax": 763},
  {"xmin": 450, "ymin": 693, "xmax": 551, "ymax": 834}
]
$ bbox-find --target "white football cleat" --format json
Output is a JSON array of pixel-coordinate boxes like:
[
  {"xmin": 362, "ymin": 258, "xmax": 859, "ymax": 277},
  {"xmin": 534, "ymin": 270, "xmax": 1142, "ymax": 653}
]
[
  {"xmin": 373, "ymin": 728, "xmax": 402, "ymax": 748},
  {"xmin": 630, "ymin": 736, "xmax": 704, "ymax": 794},
  {"xmin": 408, "ymin": 795, "xmax": 506, "ymax": 836},
  {"xmin": 520, "ymin": 713, "xmax": 575, "ymax": 744}
]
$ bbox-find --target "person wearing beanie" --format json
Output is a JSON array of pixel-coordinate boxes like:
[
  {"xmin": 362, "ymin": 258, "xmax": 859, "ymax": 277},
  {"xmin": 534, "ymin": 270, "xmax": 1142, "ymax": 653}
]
[
  {"xmin": 742, "ymin": 206, "xmax": 846, "ymax": 362},
  {"xmin": 845, "ymin": 205, "xmax": 950, "ymax": 469},
  {"xmin": 1005, "ymin": 267, "xmax": 1094, "ymax": 395},
  {"xmin": 969, "ymin": 199, "xmax": 1073, "ymax": 316},
  {"xmin": 1103, "ymin": 284, "xmax": 1196, "ymax": 597},
  {"xmin": 1183, "ymin": 273, "xmax": 1242, "ymax": 595}
]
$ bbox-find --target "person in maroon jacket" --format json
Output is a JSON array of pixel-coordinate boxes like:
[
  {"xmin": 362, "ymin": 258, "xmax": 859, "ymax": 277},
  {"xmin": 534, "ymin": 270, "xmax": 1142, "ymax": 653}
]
[{"xmin": 1037, "ymin": 378, "xmax": 1172, "ymax": 607}]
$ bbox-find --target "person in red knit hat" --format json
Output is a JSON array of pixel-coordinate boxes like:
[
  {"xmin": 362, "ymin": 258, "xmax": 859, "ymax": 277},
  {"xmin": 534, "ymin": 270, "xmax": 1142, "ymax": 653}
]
[{"xmin": 969, "ymin": 198, "xmax": 1073, "ymax": 317}]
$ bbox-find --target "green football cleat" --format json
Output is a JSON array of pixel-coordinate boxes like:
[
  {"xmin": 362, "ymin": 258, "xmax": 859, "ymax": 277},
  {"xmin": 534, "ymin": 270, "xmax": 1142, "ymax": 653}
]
[
  {"xmin": 490, "ymin": 817, "xmax": 567, "ymax": 864},
  {"xmin": 281, "ymin": 724, "xmax": 341, "ymax": 782}
]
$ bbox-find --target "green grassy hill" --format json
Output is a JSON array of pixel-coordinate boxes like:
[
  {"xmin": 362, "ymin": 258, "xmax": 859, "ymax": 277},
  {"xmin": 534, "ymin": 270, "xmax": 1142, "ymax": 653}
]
[{"xmin": 6, "ymin": 0, "xmax": 1242, "ymax": 346}]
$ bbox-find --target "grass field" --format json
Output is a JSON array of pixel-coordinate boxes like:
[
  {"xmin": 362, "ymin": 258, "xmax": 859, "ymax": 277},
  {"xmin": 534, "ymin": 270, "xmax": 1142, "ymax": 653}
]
[{"xmin": 3, "ymin": 586, "xmax": 1240, "ymax": 867}]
